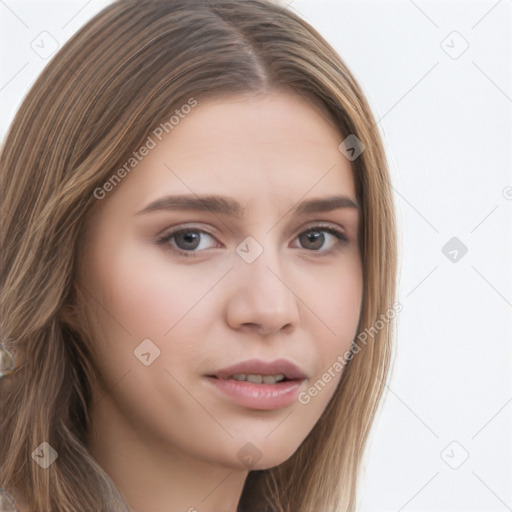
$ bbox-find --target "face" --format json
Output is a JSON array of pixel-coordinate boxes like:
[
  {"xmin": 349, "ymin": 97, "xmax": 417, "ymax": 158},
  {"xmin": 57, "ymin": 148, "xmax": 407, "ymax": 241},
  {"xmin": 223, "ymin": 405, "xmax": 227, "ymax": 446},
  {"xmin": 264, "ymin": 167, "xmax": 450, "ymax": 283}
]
[{"xmin": 77, "ymin": 91, "xmax": 362, "ymax": 471}]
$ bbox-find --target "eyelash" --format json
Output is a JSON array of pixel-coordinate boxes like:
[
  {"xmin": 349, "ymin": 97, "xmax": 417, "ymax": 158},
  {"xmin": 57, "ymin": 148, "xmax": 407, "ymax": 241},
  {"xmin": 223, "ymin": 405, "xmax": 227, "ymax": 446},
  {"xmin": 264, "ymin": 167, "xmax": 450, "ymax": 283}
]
[{"xmin": 155, "ymin": 224, "xmax": 349, "ymax": 258}]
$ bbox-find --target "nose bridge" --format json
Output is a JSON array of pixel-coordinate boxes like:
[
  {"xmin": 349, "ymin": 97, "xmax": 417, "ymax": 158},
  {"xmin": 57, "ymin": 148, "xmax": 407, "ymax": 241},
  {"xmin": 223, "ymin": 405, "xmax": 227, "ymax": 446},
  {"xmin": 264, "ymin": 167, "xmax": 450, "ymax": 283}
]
[
  {"xmin": 238, "ymin": 240, "xmax": 283, "ymax": 292},
  {"xmin": 226, "ymin": 234, "xmax": 300, "ymax": 334}
]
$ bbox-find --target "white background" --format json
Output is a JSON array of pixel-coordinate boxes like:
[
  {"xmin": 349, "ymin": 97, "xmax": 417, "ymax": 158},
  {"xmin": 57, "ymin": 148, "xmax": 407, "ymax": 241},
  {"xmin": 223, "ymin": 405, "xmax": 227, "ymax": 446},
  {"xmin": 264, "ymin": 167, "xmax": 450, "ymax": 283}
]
[{"xmin": 1, "ymin": 1, "xmax": 511, "ymax": 511}]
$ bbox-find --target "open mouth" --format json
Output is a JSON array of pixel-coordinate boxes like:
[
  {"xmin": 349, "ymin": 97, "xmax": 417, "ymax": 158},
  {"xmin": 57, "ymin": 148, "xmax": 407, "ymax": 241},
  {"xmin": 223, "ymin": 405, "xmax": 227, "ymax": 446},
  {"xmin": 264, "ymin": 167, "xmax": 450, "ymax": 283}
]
[
  {"xmin": 205, "ymin": 373, "xmax": 304, "ymax": 410},
  {"xmin": 207, "ymin": 373, "xmax": 293, "ymax": 385},
  {"xmin": 204, "ymin": 358, "xmax": 308, "ymax": 409},
  {"xmin": 207, "ymin": 358, "xmax": 308, "ymax": 383}
]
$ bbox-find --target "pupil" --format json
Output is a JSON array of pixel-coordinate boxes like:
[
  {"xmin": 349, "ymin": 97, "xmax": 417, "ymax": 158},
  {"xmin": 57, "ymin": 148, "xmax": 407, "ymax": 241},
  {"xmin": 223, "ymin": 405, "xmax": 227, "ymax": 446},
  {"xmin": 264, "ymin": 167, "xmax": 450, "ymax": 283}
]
[
  {"xmin": 301, "ymin": 231, "xmax": 324, "ymax": 250},
  {"xmin": 177, "ymin": 231, "xmax": 200, "ymax": 250}
]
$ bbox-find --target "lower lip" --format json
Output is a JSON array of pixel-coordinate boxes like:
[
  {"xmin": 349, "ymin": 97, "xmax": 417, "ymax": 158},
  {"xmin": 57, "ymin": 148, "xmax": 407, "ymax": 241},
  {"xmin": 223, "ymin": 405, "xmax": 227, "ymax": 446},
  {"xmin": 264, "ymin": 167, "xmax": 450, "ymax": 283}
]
[{"xmin": 206, "ymin": 377, "xmax": 303, "ymax": 410}]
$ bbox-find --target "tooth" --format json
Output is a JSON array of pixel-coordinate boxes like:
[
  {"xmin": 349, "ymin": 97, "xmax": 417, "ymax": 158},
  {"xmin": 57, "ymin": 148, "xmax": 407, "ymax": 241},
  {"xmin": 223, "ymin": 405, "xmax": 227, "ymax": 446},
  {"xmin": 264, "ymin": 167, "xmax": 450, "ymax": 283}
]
[
  {"xmin": 229, "ymin": 373, "xmax": 287, "ymax": 384},
  {"xmin": 246, "ymin": 374, "xmax": 263, "ymax": 384}
]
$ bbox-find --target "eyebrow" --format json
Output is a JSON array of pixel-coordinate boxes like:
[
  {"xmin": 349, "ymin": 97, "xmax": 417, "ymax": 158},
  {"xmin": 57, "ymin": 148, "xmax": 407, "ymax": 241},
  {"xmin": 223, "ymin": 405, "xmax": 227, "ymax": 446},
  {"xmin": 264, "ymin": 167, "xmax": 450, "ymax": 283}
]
[{"xmin": 135, "ymin": 193, "xmax": 359, "ymax": 218}]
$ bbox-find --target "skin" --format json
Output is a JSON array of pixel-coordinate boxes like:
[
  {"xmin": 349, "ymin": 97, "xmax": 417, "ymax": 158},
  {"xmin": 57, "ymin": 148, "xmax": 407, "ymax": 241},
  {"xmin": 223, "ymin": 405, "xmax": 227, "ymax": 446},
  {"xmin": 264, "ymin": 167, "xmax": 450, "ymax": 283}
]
[{"xmin": 65, "ymin": 91, "xmax": 362, "ymax": 512}]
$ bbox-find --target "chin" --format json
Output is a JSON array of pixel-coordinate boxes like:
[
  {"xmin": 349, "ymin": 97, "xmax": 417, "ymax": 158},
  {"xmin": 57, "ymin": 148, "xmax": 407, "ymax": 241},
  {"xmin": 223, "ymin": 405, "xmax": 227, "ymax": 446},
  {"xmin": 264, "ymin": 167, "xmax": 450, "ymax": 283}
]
[{"xmin": 231, "ymin": 441, "xmax": 301, "ymax": 472}]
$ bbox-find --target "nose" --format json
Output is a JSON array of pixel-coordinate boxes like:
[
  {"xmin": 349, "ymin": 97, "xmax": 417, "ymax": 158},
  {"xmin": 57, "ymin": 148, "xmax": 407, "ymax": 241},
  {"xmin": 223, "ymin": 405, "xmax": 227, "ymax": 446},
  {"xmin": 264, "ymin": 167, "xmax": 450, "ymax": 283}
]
[{"xmin": 224, "ymin": 247, "xmax": 301, "ymax": 337}]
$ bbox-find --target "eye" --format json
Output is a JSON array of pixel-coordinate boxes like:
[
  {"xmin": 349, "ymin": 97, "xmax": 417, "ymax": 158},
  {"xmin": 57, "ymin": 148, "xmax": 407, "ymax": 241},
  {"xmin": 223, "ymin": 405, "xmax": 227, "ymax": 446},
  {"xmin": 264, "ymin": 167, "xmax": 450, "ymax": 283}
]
[
  {"xmin": 156, "ymin": 227, "xmax": 219, "ymax": 257},
  {"xmin": 294, "ymin": 225, "xmax": 348, "ymax": 253},
  {"xmin": 156, "ymin": 224, "xmax": 348, "ymax": 258}
]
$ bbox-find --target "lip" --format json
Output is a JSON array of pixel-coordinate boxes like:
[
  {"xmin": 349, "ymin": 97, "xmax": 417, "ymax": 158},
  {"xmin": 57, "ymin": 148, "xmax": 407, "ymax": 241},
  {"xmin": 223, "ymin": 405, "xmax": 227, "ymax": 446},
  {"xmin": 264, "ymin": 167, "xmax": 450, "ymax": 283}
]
[
  {"xmin": 209, "ymin": 358, "xmax": 308, "ymax": 381},
  {"xmin": 205, "ymin": 358, "xmax": 308, "ymax": 410}
]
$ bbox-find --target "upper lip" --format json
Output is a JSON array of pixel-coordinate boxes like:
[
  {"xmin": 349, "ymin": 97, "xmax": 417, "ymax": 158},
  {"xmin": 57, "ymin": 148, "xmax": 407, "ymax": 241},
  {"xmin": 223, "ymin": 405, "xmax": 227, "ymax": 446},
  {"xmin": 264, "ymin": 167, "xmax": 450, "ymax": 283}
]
[{"xmin": 208, "ymin": 358, "xmax": 308, "ymax": 380}]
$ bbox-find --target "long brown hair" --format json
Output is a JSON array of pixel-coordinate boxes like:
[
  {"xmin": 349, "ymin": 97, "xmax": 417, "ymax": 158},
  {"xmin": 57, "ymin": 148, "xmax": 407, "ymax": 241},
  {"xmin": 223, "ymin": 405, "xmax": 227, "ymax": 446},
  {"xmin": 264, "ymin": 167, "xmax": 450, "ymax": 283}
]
[{"xmin": 0, "ymin": 1, "xmax": 397, "ymax": 510}]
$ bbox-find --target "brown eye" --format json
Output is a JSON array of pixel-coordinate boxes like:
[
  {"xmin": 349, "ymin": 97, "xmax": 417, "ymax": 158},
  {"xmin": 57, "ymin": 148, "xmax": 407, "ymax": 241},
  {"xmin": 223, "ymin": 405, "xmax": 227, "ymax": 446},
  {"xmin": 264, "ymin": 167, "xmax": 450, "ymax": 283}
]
[{"xmin": 299, "ymin": 231, "xmax": 325, "ymax": 250}]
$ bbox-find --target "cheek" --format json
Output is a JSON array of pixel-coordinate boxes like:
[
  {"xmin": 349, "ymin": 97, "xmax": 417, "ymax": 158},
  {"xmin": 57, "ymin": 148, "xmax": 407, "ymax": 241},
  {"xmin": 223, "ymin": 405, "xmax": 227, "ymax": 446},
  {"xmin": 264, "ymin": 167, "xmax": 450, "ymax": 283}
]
[
  {"xmin": 89, "ymin": 237, "xmax": 214, "ymax": 338},
  {"xmin": 81, "ymin": 239, "xmax": 225, "ymax": 389},
  {"xmin": 87, "ymin": 239, "xmax": 362, "ymax": 383},
  {"xmin": 78, "ymin": 230, "xmax": 363, "ymax": 469},
  {"xmin": 300, "ymin": 257, "xmax": 362, "ymax": 401},
  {"xmin": 308, "ymin": 257, "xmax": 363, "ymax": 350},
  {"xmin": 80, "ymin": 243, "xmax": 215, "ymax": 439}
]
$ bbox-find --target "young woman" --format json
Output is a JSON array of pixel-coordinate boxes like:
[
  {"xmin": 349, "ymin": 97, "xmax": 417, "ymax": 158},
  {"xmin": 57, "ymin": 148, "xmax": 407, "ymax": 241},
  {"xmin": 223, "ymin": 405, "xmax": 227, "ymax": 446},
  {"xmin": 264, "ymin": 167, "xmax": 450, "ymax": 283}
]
[{"xmin": 0, "ymin": 1, "xmax": 397, "ymax": 510}]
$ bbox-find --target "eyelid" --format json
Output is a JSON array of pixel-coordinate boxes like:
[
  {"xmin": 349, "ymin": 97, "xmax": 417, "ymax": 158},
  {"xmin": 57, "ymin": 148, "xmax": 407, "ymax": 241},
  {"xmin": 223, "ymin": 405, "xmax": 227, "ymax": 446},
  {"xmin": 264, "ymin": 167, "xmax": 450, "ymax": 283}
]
[
  {"xmin": 290, "ymin": 222, "xmax": 349, "ymax": 253},
  {"xmin": 155, "ymin": 221, "xmax": 349, "ymax": 257},
  {"xmin": 297, "ymin": 221, "xmax": 347, "ymax": 238},
  {"xmin": 155, "ymin": 223, "xmax": 221, "ymax": 255},
  {"xmin": 155, "ymin": 223, "xmax": 218, "ymax": 240}
]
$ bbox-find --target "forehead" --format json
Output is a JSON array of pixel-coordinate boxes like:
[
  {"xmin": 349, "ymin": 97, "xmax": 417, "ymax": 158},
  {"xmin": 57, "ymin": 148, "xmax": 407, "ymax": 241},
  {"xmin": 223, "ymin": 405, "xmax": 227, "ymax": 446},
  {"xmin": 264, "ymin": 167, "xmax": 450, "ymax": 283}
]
[
  {"xmin": 94, "ymin": 91, "xmax": 357, "ymax": 218},
  {"xmin": 169, "ymin": 91, "xmax": 343, "ymax": 157}
]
